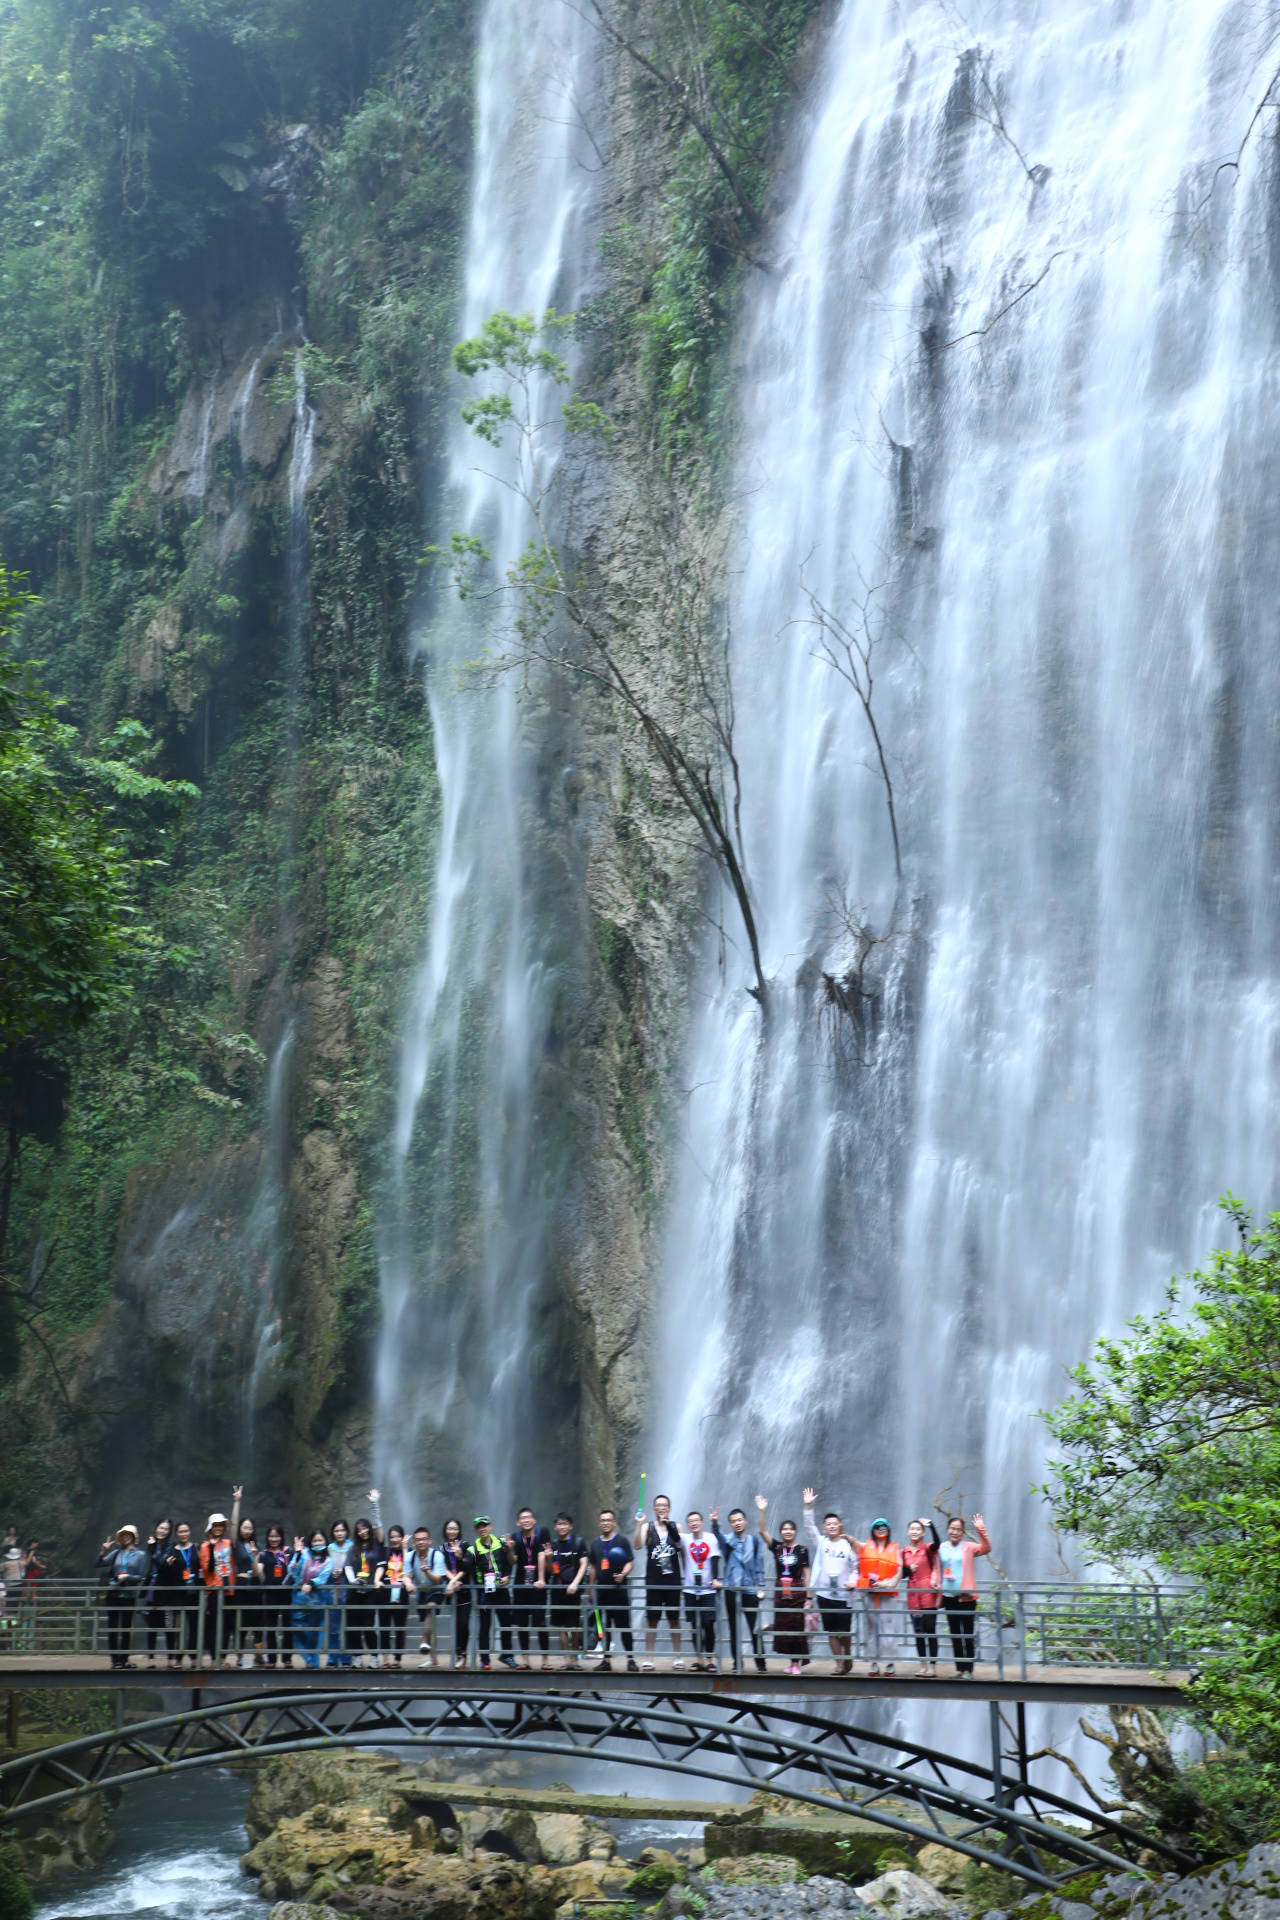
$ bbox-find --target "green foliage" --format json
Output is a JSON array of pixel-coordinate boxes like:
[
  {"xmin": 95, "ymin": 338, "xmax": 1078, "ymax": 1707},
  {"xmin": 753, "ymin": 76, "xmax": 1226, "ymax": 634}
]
[
  {"xmin": 0, "ymin": 1842, "xmax": 32, "ymax": 1920},
  {"xmin": 1043, "ymin": 1196, "xmax": 1280, "ymax": 1830},
  {"xmin": 626, "ymin": 1863, "xmax": 682, "ymax": 1895},
  {"xmin": 0, "ymin": 574, "xmax": 195, "ymax": 1054},
  {"xmin": 590, "ymin": 0, "xmax": 823, "ymax": 452}
]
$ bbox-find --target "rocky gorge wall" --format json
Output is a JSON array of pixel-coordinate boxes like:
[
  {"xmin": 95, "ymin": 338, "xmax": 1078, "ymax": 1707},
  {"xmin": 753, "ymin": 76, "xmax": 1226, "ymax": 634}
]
[{"xmin": 0, "ymin": 0, "xmax": 826, "ymax": 1544}]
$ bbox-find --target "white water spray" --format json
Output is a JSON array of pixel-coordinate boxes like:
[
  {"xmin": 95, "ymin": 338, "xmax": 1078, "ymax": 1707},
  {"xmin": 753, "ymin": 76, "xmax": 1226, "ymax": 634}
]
[
  {"xmin": 374, "ymin": 0, "xmax": 601, "ymax": 1521},
  {"xmin": 655, "ymin": 0, "xmax": 1280, "ymax": 1605}
]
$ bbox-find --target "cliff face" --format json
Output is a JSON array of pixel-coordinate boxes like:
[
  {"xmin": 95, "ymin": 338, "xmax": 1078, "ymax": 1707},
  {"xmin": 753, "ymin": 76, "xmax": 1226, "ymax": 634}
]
[{"xmin": 0, "ymin": 0, "xmax": 824, "ymax": 1545}]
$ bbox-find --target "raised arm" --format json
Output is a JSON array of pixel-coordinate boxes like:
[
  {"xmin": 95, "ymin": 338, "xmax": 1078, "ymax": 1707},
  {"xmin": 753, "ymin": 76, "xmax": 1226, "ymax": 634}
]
[
  {"xmin": 973, "ymin": 1513, "xmax": 991, "ymax": 1556},
  {"xmin": 230, "ymin": 1486, "xmax": 242, "ymax": 1534},
  {"xmin": 631, "ymin": 1516, "xmax": 648, "ymax": 1551},
  {"xmin": 803, "ymin": 1489, "xmax": 822, "ymax": 1550},
  {"xmin": 754, "ymin": 1494, "xmax": 773, "ymax": 1548}
]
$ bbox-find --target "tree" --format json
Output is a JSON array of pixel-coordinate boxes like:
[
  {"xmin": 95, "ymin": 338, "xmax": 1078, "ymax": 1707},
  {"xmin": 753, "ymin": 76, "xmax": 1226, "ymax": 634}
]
[
  {"xmin": 1042, "ymin": 1196, "xmax": 1280, "ymax": 1843},
  {"xmin": 0, "ymin": 567, "xmax": 196, "ymax": 1302},
  {"xmin": 446, "ymin": 308, "xmax": 768, "ymax": 1002}
]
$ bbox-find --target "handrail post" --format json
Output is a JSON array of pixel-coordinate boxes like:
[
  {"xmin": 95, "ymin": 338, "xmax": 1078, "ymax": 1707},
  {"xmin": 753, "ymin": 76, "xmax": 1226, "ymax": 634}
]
[{"xmin": 1016, "ymin": 1586, "xmax": 1027, "ymax": 1681}]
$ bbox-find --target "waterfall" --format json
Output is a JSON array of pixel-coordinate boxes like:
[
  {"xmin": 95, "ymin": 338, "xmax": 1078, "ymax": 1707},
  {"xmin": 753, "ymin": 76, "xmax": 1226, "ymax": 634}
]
[
  {"xmin": 655, "ymin": 0, "xmax": 1280, "ymax": 1602},
  {"xmin": 241, "ymin": 349, "xmax": 315, "ymax": 1446},
  {"xmin": 374, "ymin": 0, "xmax": 601, "ymax": 1522}
]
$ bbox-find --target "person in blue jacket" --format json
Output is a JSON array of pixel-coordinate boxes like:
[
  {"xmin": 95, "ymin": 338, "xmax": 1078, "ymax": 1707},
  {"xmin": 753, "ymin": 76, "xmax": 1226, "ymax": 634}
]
[
  {"xmin": 287, "ymin": 1530, "xmax": 333, "ymax": 1669},
  {"xmin": 96, "ymin": 1524, "xmax": 148, "ymax": 1669},
  {"xmin": 712, "ymin": 1505, "xmax": 768, "ymax": 1673}
]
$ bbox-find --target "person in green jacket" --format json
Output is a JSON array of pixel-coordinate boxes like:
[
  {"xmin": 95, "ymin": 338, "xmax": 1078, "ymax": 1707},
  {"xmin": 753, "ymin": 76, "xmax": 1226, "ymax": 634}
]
[{"xmin": 472, "ymin": 1517, "xmax": 514, "ymax": 1671}]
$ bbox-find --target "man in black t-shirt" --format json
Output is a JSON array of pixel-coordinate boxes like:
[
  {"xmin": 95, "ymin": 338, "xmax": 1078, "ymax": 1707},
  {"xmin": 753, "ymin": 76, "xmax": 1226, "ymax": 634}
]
[
  {"xmin": 545, "ymin": 1511, "xmax": 588, "ymax": 1669},
  {"xmin": 506, "ymin": 1506, "xmax": 552, "ymax": 1670},
  {"xmin": 588, "ymin": 1510, "xmax": 637, "ymax": 1672},
  {"xmin": 633, "ymin": 1493, "xmax": 684, "ymax": 1671}
]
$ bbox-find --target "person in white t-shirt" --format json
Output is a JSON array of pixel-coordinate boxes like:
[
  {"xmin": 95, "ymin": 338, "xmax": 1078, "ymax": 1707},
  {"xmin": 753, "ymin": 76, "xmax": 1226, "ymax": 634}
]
[
  {"xmin": 803, "ymin": 1486, "xmax": 858, "ymax": 1673},
  {"xmin": 680, "ymin": 1511, "xmax": 722, "ymax": 1672}
]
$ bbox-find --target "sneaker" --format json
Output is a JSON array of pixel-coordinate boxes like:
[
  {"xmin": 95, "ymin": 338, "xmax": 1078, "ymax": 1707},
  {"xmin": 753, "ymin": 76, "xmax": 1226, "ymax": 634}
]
[
  {"xmin": 672, "ymin": 1659, "xmax": 686, "ymax": 1671},
  {"xmin": 498, "ymin": 1654, "xmax": 517, "ymax": 1670},
  {"xmin": 641, "ymin": 1659, "xmax": 655, "ymax": 1671},
  {"xmin": 599, "ymin": 1657, "xmax": 613, "ymax": 1672},
  {"xmin": 480, "ymin": 1659, "xmax": 492, "ymax": 1671},
  {"xmin": 884, "ymin": 1664, "xmax": 895, "ymax": 1676},
  {"xmin": 419, "ymin": 1640, "xmax": 431, "ymax": 1654},
  {"xmin": 755, "ymin": 1658, "xmax": 767, "ymax": 1673},
  {"xmin": 787, "ymin": 1662, "xmax": 801, "ymax": 1676},
  {"xmin": 627, "ymin": 1656, "xmax": 639, "ymax": 1673}
]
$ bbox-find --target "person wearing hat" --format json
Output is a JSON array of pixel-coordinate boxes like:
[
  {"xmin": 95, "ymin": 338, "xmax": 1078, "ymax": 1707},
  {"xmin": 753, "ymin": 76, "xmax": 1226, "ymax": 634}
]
[
  {"xmin": 96, "ymin": 1525, "xmax": 148, "ymax": 1668},
  {"xmin": 471, "ymin": 1516, "xmax": 513, "ymax": 1671},
  {"xmin": 199, "ymin": 1508, "xmax": 238, "ymax": 1668},
  {"xmin": 846, "ymin": 1518, "xmax": 902, "ymax": 1676}
]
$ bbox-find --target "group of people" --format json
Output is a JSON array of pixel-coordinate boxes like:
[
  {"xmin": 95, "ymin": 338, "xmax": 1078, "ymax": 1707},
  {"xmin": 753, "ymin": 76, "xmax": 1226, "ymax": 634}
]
[{"xmin": 89, "ymin": 1487, "xmax": 993, "ymax": 1677}]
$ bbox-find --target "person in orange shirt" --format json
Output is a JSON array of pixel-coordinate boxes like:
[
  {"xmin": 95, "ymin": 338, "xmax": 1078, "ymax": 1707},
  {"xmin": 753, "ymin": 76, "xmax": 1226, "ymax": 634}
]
[{"xmin": 844, "ymin": 1519, "xmax": 901, "ymax": 1675}]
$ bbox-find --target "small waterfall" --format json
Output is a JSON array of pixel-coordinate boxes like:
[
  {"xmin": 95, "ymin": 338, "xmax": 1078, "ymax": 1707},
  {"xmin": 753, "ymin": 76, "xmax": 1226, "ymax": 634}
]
[
  {"xmin": 240, "ymin": 347, "xmax": 315, "ymax": 1447},
  {"xmin": 374, "ymin": 0, "xmax": 601, "ymax": 1521},
  {"xmin": 655, "ymin": 0, "xmax": 1280, "ymax": 1613}
]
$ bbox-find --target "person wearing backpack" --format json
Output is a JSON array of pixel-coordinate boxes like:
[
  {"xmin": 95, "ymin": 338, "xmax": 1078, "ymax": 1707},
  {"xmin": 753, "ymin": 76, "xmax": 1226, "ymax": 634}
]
[{"xmin": 96, "ymin": 1525, "xmax": 148, "ymax": 1669}]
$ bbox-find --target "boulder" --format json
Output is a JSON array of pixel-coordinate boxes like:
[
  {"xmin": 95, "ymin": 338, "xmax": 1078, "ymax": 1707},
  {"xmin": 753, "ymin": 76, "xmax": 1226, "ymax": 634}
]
[
  {"xmin": 912, "ymin": 1846, "xmax": 968, "ymax": 1893},
  {"xmin": 530, "ymin": 1811, "xmax": 598, "ymax": 1865},
  {"xmin": 706, "ymin": 1816, "xmax": 888, "ymax": 1878},
  {"xmin": 325, "ymin": 1857, "xmax": 557, "ymax": 1920},
  {"xmin": 712, "ymin": 1854, "xmax": 804, "ymax": 1885},
  {"xmin": 269, "ymin": 1906, "xmax": 344, "ymax": 1920},
  {"xmin": 856, "ymin": 1869, "xmax": 960, "ymax": 1918},
  {"xmin": 456, "ymin": 1807, "xmax": 543, "ymax": 1863}
]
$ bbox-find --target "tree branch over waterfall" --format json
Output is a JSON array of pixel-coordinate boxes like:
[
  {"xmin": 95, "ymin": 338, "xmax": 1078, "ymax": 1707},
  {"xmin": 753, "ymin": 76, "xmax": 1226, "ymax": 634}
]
[
  {"xmin": 789, "ymin": 567, "xmax": 903, "ymax": 882},
  {"xmin": 439, "ymin": 309, "xmax": 768, "ymax": 1004}
]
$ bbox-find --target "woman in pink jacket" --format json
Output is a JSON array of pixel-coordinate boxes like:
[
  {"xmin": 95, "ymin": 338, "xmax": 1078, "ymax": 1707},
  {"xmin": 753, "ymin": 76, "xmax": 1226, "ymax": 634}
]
[{"xmin": 937, "ymin": 1513, "xmax": 990, "ymax": 1676}]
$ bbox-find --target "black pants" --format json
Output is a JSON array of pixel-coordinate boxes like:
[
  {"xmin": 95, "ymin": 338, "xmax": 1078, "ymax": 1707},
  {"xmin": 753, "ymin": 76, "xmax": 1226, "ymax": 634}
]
[
  {"xmin": 106, "ymin": 1595, "xmax": 136, "ymax": 1665},
  {"xmin": 263, "ymin": 1592, "xmax": 292, "ymax": 1663},
  {"xmin": 685, "ymin": 1591, "xmax": 717, "ymax": 1657},
  {"xmin": 203, "ymin": 1590, "xmax": 231, "ymax": 1659},
  {"xmin": 169, "ymin": 1590, "xmax": 199, "ymax": 1657},
  {"xmin": 446, "ymin": 1594, "xmax": 472, "ymax": 1661},
  {"xmin": 476, "ymin": 1591, "xmax": 507, "ymax": 1662},
  {"xmin": 510, "ymin": 1586, "xmax": 549, "ymax": 1656},
  {"xmin": 144, "ymin": 1600, "xmax": 171, "ymax": 1655},
  {"xmin": 349, "ymin": 1590, "xmax": 380, "ymax": 1656},
  {"xmin": 724, "ymin": 1590, "xmax": 765, "ymax": 1669},
  {"xmin": 943, "ymin": 1595, "xmax": 978, "ymax": 1672},
  {"xmin": 911, "ymin": 1608, "xmax": 938, "ymax": 1660},
  {"xmin": 381, "ymin": 1594, "xmax": 409, "ymax": 1661},
  {"xmin": 595, "ymin": 1585, "xmax": 633, "ymax": 1653}
]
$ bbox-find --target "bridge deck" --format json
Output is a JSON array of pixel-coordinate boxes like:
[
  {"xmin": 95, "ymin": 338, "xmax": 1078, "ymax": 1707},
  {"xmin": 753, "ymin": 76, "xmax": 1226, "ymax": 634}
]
[{"xmin": 0, "ymin": 1657, "xmax": 1188, "ymax": 1706}]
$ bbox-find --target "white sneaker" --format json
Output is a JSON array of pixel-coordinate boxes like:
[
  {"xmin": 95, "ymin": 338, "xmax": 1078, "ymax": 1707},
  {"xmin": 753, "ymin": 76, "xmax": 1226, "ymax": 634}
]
[
  {"xmin": 419, "ymin": 1640, "xmax": 431, "ymax": 1654},
  {"xmin": 672, "ymin": 1659, "xmax": 686, "ymax": 1671}
]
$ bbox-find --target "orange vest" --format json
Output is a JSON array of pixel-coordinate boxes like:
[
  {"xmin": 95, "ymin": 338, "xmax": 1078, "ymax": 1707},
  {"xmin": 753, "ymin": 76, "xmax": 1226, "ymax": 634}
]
[{"xmin": 856, "ymin": 1540, "xmax": 900, "ymax": 1589}]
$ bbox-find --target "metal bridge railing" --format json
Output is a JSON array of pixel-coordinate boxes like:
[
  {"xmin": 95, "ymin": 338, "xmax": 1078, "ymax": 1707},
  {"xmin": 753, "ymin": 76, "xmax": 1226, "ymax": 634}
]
[{"xmin": 0, "ymin": 1577, "xmax": 1214, "ymax": 1673}]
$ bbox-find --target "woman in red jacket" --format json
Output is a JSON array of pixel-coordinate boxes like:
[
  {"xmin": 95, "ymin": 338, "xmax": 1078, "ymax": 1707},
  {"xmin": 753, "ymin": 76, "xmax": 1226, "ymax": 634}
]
[{"xmin": 901, "ymin": 1518, "xmax": 941, "ymax": 1675}]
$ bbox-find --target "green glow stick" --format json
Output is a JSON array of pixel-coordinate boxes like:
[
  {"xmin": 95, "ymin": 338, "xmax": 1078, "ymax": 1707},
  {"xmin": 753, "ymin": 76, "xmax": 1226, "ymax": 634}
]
[{"xmin": 637, "ymin": 1471, "xmax": 646, "ymax": 1519}]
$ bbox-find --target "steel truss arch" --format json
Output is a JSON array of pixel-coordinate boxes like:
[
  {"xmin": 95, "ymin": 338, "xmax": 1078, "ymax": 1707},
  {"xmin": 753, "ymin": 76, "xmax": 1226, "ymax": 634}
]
[{"xmin": 0, "ymin": 1690, "xmax": 1192, "ymax": 1889}]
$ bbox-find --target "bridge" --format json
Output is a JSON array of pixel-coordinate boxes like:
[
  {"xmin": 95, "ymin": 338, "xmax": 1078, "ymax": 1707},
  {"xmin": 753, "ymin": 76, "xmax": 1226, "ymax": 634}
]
[
  {"xmin": 0, "ymin": 1684, "xmax": 1197, "ymax": 1889},
  {"xmin": 0, "ymin": 1580, "xmax": 1209, "ymax": 1890}
]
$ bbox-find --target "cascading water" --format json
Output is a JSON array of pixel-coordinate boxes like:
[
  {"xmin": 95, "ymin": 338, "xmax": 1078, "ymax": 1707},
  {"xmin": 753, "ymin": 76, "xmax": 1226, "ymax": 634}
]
[
  {"xmin": 374, "ymin": 0, "xmax": 600, "ymax": 1520},
  {"xmin": 240, "ymin": 347, "xmax": 315, "ymax": 1446},
  {"xmin": 655, "ymin": 0, "xmax": 1280, "ymax": 1610}
]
